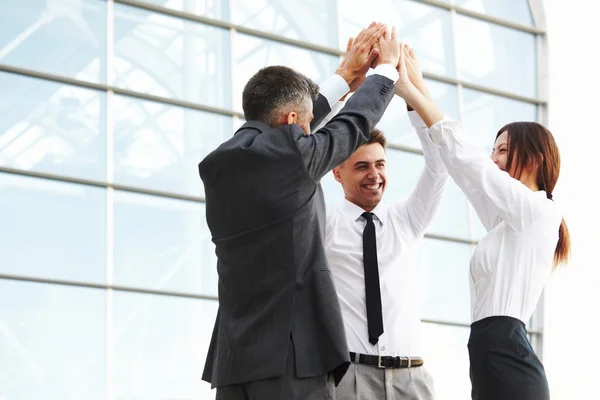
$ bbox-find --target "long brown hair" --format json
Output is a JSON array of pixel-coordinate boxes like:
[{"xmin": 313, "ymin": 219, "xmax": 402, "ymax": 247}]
[{"xmin": 497, "ymin": 122, "xmax": 571, "ymax": 267}]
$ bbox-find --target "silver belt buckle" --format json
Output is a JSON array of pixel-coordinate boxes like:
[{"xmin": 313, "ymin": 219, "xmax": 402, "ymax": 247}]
[{"xmin": 378, "ymin": 354, "xmax": 384, "ymax": 368}]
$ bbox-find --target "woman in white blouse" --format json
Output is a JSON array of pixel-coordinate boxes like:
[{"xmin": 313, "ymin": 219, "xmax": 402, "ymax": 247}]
[{"xmin": 393, "ymin": 45, "xmax": 571, "ymax": 400}]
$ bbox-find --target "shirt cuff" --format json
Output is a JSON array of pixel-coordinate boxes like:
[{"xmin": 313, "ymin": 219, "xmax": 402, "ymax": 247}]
[
  {"xmin": 408, "ymin": 110, "xmax": 427, "ymax": 128},
  {"xmin": 319, "ymin": 74, "xmax": 350, "ymax": 109},
  {"xmin": 372, "ymin": 64, "xmax": 399, "ymax": 83}
]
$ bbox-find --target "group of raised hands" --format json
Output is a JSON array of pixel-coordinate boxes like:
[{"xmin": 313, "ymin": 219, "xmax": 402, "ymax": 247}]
[{"xmin": 335, "ymin": 22, "xmax": 443, "ymax": 126}]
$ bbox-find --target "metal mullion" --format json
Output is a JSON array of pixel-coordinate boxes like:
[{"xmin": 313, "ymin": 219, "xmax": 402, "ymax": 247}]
[
  {"xmin": 0, "ymin": 273, "xmax": 218, "ymax": 301},
  {"xmin": 0, "ymin": 64, "xmax": 244, "ymax": 118},
  {"xmin": 411, "ymin": 0, "xmax": 544, "ymax": 34},
  {"xmin": 0, "ymin": 166, "xmax": 206, "ymax": 203},
  {"xmin": 0, "ymin": 62, "xmax": 547, "ymax": 108}
]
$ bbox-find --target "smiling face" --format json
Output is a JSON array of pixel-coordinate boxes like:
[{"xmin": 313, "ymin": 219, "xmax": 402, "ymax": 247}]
[
  {"xmin": 491, "ymin": 130, "xmax": 510, "ymax": 173},
  {"xmin": 333, "ymin": 142, "xmax": 387, "ymax": 212}
]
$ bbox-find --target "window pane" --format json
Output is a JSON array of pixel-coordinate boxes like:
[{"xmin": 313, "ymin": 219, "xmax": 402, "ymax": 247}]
[
  {"xmin": 233, "ymin": 34, "xmax": 339, "ymax": 112},
  {"xmin": 232, "ymin": 0, "xmax": 338, "ymax": 48},
  {"xmin": 461, "ymin": 88, "xmax": 537, "ymax": 240},
  {"xmin": 455, "ymin": 15, "xmax": 536, "ymax": 98},
  {"xmin": 419, "ymin": 238, "xmax": 472, "ymax": 324},
  {"xmin": 0, "ymin": 0, "xmax": 106, "ymax": 82},
  {"xmin": 454, "ymin": 0, "xmax": 534, "ymax": 26},
  {"xmin": 113, "ymin": 191, "xmax": 217, "ymax": 296},
  {"xmin": 113, "ymin": 95, "xmax": 232, "ymax": 197},
  {"xmin": 0, "ymin": 72, "xmax": 106, "ymax": 181},
  {"xmin": 0, "ymin": 173, "xmax": 106, "ymax": 283},
  {"xmin": 420, "ymin": 323, "xmax": 471, "ymax": 400},
  {"xmin": 0, "ymin": 280, "xmax": 105, "ymax": 400},
  {"xmin": 462, "ymin": 88, "xmax": 538, "ymax": 152},
  {"xmin": 427, "ymin": 180, "xmax": 470, "ymax": 240},
  {"xmin": 113, "ymin": 292, "xmax": 217, "ymax": 400},
  {"xmin": 141, "ymin": 0, "xmax": 229, "ymax": 20},
  {"xmin": 378, "ymin": 79, "xmax": 459, "ymax": 149},
  {"xmin": 340, "ymin": 0, "xmax": 455, "ymax": 77},
  {"xmin": 113, "ymin": 4, "xmax": 231, "ymax": 109}
]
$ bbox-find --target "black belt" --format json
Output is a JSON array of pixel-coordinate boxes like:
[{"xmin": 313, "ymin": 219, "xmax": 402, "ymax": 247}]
[{"xmin": 349, "ymin": 352, "xmax": 424, "ymax": 369}]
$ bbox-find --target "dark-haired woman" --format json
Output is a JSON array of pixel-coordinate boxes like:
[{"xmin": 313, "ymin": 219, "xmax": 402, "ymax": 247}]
[{"xmin": 394, "ymin": 44, "xmax": 571, "ymax": 400}]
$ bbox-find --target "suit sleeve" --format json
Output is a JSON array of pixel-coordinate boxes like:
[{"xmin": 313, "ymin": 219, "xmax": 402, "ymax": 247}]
[
  {"xmin": 293, "ymin": 74, "xmax": 395, "ymax": 181},
  {"xmin": 310, "ymin": 93, "xmax": 332, "ymax": 132}
]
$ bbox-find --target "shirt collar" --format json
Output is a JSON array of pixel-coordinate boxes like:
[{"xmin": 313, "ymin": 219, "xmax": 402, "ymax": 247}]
[{"xmin": 340, "ymin": 198, "xmax": 387, "ymax": 225}]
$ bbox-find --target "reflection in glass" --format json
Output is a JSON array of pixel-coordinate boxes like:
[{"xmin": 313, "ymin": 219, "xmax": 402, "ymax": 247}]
[
  {"xmin": 420, "ymin": 323, "xmax": 471, "ymax": 400},
  {"xmin": 0, "ymin": 280, "xmax": 105, "ymax": 400},
  {"xmin": 232, "ymin": 0, "xmax": 338, "ymax": 48},
  {"xmin": 113, "ymin": 191, "xmax": 217, "ymax": 296},
  {"xmin": 0, "ymin": 72, "xmax": 106, "ymax": 181},
  {"xmin": 141, "ymin": 0, "xmax": 229, "ymax": 20},
  {"xmin": 0, "ymin": 173, "xmax": 106, "ymax": 283},
  {"xmin": 455, "ymin": 14, "xmax": 536, "ymax": 98},
  {"xmin": 113, "ymin": 95, "xmax": 232, "ymax": 197},
  {"xmin": 461, "ymin": 88, "xmax": 537, "ymax": 155},
  {"xmin": 113, "ymin": 292, "xmax": 217, "ymax": 400},
  {"xmin": 377, "ymin": 79, "xmax": 459, "ymax": 149},
  {"xmin": 340, "ymin": 0, "xmax": 455, "ymax": 77},
  {"xmin": 454, "ymin": 0, "xmax": 534, "ymax": 26},
  {"xmin": 419, "ymin": 238, "xmax": 473, "ymax": 324},
  {"xmin": 233, "ymin": 34, "xmax": 339, "ymax": 111},
  {"xmin": 113, "ymin": 3, "xmax": 231, "ymax": 108},
  {"xmin": 0, "ymin": 0, "xmax": 106, "ymax": 82}
]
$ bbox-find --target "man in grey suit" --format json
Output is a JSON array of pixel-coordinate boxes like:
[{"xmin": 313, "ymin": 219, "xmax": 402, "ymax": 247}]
[{"xmin": 199, "ymin": 22, "xmax": 401, "ymax": 399}]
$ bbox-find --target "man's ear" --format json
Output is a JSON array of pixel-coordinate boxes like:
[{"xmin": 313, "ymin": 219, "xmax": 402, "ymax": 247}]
[
  {"xmin": 285, "ymin": 111, "xmax": 297, "ymax": 125},
  {"xmin": 332, "ymin": 167, "xmax": 343, "ymax": 183}
]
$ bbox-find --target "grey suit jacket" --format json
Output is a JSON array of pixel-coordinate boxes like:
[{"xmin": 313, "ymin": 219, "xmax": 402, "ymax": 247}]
[{"xmin": 199, "ymin": 74, "xmax": 395, "ymax": 388}]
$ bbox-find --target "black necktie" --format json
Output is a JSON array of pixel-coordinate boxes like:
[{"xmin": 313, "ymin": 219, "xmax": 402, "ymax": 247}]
[{"xmin": 362, "ymin": 212, "xmax": 384, "ymax": 345}]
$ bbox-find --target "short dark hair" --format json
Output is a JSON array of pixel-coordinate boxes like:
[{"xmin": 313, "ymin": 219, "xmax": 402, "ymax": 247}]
[
  {"xmin": 367, "ymin": 128, "xmax": 387, "ymax": 148},
  {"xmin": 242, "ymin": 66, "xmax": 319, "ymax": 126}
]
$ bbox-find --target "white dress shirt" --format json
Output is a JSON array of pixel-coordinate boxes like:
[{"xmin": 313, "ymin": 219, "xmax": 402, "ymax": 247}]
[
  {"xmin": 325, "ymin": 112, "xmax": 448, "ymax": 357},
  {"xmin": 427, "ymin": 119, "xmax": 562, "ymax": 324}
]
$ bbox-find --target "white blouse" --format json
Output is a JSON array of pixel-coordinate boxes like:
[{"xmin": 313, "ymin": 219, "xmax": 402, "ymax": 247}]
[{"xmin": 428, "ymin": 119, "xmax": 562, "ymax": 323}]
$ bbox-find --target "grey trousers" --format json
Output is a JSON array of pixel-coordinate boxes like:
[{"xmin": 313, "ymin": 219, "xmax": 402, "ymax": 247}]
[
  {"xmin": 335, "ymin": 360, "xmax": 436, "ymax": 400},
  {"xmin": 216, "ymin": 339, "xmax": 335, "ymax": 400}
]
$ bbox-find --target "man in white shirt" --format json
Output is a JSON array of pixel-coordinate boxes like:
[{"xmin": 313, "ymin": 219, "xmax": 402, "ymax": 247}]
[{"xmin": 322, "ymin": 87, "xmax": 448, "ymax": 397}]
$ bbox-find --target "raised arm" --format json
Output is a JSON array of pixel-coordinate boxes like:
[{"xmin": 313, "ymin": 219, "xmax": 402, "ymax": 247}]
[
  {"xmin": 392, "ymin": 47, "xmax": 448, "ymax": 235},
  {"xmin": 395, "ymin": 44, "xmax": 551, "ymax": 232},
  {"xmin": 295, "ymin": 24, "xmax": 400, "ymax": 180}
]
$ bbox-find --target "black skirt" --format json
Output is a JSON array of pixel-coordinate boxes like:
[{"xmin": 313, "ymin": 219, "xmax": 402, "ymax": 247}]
[{"xmin": 468, "ymin": 316, "xmax": 550, "ymax": 400}]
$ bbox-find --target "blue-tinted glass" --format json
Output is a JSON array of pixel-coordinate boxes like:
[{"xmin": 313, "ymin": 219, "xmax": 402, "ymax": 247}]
[
  {"xmin": 454, "ymin": 0, "xmax": 534, "ymax": 26},
  {"xmin": 420, "ymin": 323, "xmax": 471, "ymax": 400},
  {"xmin": 113, "ymin": 191, "xmax": 217, "ymax": 296},
  {"xmin": 0, "ymin": 0, "xmax": 106, "ymax": 82},
  {"xmin": 0, "ymin": 72, "xmax": 106, "ymax": 181},
  {"xmin": 0, "ymin": 280, "xmax": 105, "ymax": 400},
  {"xmin": 377, "ymin": 79, "xmax": 459, "ymax": 149},
  {"xmin": 142, "ymin": 0, "xmax": 229, "ymax": 20},
  {"xmin": 113, "ymin": 3, "xmax": 231, "ymax": 108},
  {"xmin": 113, "ymin": 292, "xmax": 217, "ymax": 400},
  {"xmin": 113, "ymin": 95, "xmax": 232, "ymax": 197},
  {"xmin": 232, "ymin": 0, "xmax": 338, "ymax": 48},
  {"xmin": 419, "ymin": 238, "xmax": 473, "ymax": 324},
  {"xmin": 233, "ymin": 34, "xmax": 339, "ymax": 112},
  {"xmin": 0, "ymin": 173, "xmax": 106, "ymax": 283},
  {"xmin": 340, "ymin": 0, "xmax": 455, "ymax": 77},
  {"xmin": 455, "ymin": 14, "xmax": 536, "ymax": 98}
]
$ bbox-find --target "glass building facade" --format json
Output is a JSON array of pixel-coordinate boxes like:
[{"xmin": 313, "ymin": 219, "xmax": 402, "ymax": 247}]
[{"xmin": 0, "ymin": 0, "xmax": 546, "ymax": 399}]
